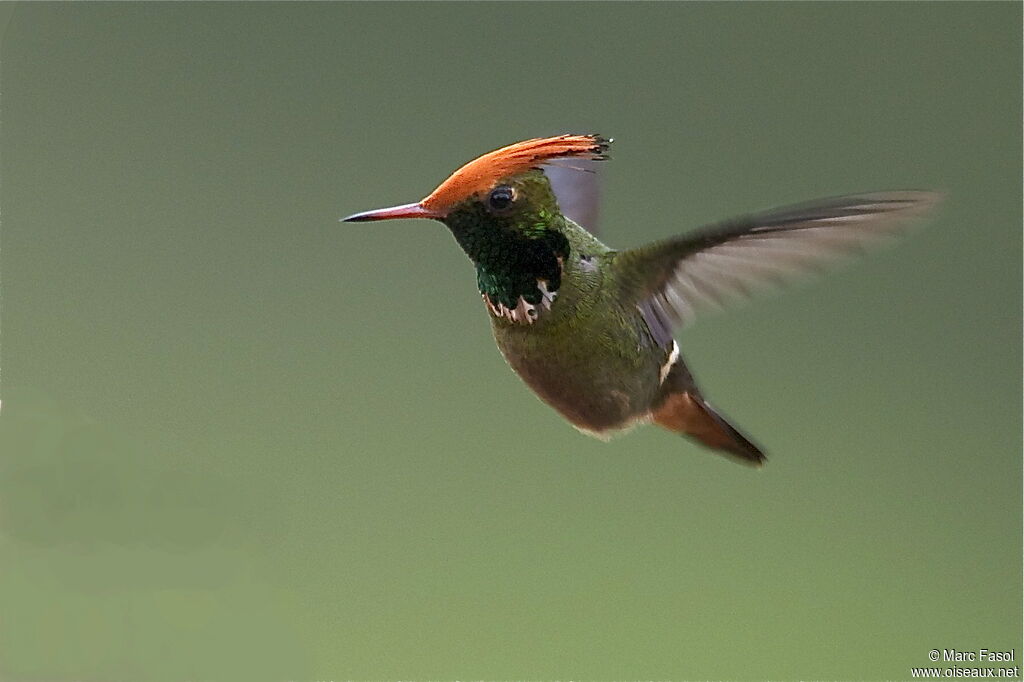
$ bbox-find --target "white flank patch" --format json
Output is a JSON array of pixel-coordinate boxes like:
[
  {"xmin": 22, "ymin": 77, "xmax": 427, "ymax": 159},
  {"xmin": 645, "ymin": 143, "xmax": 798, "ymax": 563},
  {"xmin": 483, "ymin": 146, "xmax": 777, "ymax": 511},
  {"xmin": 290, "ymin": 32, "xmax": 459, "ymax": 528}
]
[
  {"xmin": 572, "ymin": 413, "xmax": 652, "ymax": 441},
  {"xmin": 659, "ymin": 340, "xmax": 680, "ymax": 384}
]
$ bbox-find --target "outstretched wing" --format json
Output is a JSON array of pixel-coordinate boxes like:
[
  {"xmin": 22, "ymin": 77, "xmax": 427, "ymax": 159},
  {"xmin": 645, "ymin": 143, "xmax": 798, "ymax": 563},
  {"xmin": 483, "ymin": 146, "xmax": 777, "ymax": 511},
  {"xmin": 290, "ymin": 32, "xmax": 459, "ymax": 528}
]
[{"xmin": 615, "ymin": 191, "xmax": 942, "ymax": 345}]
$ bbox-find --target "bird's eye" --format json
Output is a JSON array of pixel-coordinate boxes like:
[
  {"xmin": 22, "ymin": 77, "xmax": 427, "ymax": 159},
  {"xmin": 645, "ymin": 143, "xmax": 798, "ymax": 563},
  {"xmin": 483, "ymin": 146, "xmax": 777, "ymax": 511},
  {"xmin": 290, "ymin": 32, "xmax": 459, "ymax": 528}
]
[{"xmin": 488, "ymin": 185, "xmax": 516, "ymax": 211}]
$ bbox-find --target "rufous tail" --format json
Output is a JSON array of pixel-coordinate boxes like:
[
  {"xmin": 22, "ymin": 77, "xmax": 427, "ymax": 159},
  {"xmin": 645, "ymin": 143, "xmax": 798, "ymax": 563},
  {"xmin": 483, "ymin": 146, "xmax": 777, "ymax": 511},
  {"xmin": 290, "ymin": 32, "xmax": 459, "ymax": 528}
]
[{"xmin": 652, "ymin": 362, "xmax": 766, "ymax": 466}]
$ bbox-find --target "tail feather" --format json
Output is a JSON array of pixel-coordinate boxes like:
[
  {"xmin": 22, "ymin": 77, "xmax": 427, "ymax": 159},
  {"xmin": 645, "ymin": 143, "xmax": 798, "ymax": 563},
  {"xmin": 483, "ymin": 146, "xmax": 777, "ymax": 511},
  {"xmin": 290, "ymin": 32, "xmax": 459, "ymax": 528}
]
[{"xmin": 652, "ymin": 390, "xmax": 766, "ymax": 466}]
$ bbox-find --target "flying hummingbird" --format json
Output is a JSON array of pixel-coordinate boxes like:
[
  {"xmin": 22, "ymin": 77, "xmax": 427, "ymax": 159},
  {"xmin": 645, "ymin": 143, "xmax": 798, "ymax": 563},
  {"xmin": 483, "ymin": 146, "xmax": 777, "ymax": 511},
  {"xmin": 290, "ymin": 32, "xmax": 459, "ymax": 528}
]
[{"xmin": 343, "ymin": 135, "xmax": 938, "ymax": 465}]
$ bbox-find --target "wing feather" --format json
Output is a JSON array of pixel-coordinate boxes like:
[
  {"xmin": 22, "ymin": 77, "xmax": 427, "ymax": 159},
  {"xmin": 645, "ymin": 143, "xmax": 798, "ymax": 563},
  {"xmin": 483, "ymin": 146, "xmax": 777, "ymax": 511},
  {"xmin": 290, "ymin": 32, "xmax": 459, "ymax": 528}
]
[
  {"xmin": 617, "ymin": 191, "xmax": 941, "ymax": 334},
  {"xmin": 545, "ymin": 159, "xmax": 602, "ymax": 233}
]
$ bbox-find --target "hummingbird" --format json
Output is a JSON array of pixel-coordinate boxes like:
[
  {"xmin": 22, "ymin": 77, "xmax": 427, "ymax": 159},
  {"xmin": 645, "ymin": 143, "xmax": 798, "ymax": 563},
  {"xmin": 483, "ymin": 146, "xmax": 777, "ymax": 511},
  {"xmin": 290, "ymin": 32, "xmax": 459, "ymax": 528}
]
[{"xmin": 343, "ymin": 135, "xmax": 938, "ymax": 465}]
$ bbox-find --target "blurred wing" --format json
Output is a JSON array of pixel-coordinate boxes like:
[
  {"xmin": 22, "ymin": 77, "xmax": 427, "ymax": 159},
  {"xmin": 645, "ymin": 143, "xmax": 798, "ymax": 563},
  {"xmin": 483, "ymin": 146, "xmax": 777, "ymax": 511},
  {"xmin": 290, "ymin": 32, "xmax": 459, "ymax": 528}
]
[
  {"xmin": 545, "ymin": 159, "xmax": 602, "ymax": 233},
  {"xmin": 617, "ymin": 191, "xmax": 942, "ymax": 343}
]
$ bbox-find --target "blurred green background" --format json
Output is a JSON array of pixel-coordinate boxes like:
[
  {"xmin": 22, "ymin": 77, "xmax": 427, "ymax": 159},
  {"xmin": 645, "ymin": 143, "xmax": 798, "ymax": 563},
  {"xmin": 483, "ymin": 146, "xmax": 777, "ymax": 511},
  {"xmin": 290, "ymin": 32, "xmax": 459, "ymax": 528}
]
[{"xmin": 1, "ymin": 3, "xmax": 1020, "ymax": 680}]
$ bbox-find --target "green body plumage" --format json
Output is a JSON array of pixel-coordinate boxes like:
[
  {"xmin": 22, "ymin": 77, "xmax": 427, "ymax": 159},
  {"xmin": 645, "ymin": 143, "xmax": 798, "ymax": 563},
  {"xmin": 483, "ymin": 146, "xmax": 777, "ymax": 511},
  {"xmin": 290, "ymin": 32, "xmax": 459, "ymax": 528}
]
[{"xmin": 444, "ymin": 170, "xmax": 670, "ymax": 434}]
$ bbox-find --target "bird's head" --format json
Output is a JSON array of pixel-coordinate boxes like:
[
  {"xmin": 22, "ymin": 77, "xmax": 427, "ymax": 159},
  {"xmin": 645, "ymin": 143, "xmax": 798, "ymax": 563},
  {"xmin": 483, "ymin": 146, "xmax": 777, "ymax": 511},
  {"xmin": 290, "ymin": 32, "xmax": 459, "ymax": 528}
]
[{"xmin": 343, "ymin": 134, "xmax": 609, "ymax": 258}]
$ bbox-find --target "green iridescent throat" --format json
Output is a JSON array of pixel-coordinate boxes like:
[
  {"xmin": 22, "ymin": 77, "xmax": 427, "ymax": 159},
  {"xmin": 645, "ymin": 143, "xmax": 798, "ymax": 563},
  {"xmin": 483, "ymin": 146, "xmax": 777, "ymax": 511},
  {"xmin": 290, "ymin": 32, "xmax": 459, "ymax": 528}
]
[{"xmin": 442, "ymin": 171, "xmax": 571, "ymax": 310}]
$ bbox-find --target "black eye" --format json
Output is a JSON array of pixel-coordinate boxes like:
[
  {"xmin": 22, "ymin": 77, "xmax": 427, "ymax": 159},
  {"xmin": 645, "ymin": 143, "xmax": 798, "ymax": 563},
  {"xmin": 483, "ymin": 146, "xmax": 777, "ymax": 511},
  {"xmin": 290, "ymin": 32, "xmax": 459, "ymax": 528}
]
[{"xmin": 488, "ymin": 185, "xmax": 515, "ymax": 211}]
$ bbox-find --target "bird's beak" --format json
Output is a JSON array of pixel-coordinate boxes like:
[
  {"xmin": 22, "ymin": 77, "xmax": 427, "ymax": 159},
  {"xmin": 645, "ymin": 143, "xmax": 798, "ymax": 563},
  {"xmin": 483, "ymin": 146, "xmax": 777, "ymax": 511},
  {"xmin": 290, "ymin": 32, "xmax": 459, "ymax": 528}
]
[{"xmin": 340, "ymin": 202, "xmax": 441, "ymax": 223}]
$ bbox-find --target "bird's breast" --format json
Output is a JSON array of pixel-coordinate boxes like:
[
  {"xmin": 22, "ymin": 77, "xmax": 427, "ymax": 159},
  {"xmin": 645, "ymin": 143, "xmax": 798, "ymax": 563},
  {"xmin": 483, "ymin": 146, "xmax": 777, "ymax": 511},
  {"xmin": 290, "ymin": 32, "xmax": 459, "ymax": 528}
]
[{"xmin": 489, "ymin": 286, "xmax": 668, "ymax": 433}]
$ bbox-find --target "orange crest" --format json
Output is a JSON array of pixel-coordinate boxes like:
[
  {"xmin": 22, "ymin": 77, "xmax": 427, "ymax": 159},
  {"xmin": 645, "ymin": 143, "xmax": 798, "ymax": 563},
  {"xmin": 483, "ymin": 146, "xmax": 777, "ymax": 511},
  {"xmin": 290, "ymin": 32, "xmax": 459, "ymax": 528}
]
[{"xmin": 420, "ymin": 134, "xmax": 609, "ymax": 213}]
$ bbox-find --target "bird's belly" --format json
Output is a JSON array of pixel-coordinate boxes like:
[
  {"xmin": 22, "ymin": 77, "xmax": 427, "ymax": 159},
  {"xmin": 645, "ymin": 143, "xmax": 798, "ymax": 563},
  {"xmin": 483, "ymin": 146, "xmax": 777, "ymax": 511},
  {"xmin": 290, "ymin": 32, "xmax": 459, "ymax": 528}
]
[{"xmin": 491, "ymin": 316, "xmax": 664, "ymax": 434}]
